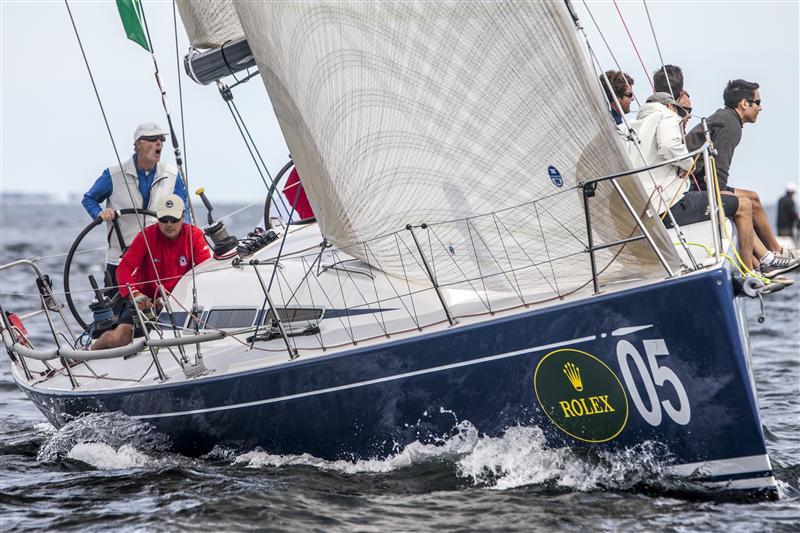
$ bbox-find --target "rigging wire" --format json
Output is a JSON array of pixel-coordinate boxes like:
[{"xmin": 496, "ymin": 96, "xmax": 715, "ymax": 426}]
[
  {"xmin": 611, "ymin": 0, "xmax": 654, "ymax": 93},
  {"xmin": 64, "ymin": 0, "xmax": 171, "ymax": 304},
  {"xmin": 580, "ymin": 0, "xmax": 641, "ymax": 107},
  {"xmin": 642, "ymin": 0, "xmax": 675, "ymax": 99},
  {"xmin": 139, "ymin": 1, "xmax": 201, "ymax": 350},
  {"xmin": 172, "ymin": 0, "xmax": 190, "ymax": 184},
  {"xmin": 219, "ymin": 89, "xmax": 292, "ymax": 216}
]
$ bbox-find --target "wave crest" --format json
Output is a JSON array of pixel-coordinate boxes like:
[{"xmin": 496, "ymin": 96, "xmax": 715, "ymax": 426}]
[
  {"xmin": 232, "ymin": 421, "xmax": 668, "ymax": 491},
  {"xmin": 37, "ymin": 412, "xmax": 170, "ymax": 470}
]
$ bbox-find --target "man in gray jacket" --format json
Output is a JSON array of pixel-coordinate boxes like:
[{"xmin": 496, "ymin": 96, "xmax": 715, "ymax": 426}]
[{"xmin": 685, "ymin": 80, "xmax": 798, "ymax": 269}]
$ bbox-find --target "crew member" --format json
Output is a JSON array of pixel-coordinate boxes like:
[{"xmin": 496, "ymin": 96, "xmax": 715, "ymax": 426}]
[
  {"xmin": 91, "ymin": 194, "xmax": 210, "ymax": 350},
  {"xmin": 600, "ymin": 70, "xmax": 634, "ymax": 126},
  {"xmin": 685, "ymin": 80, "xmax": 800, "ymax": 268},
  {"xmin": 82, "ymin": 122, "xmax": 189, "ymax": 288},
  {"xmin": 777, "ymin": 182, "xmax": 799, "ymax": 238}
]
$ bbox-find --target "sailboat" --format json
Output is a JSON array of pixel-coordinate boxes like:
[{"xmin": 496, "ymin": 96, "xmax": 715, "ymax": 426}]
[{"xmin": 0, "ymin": 1, "xmax": 778, "ymax": 498}]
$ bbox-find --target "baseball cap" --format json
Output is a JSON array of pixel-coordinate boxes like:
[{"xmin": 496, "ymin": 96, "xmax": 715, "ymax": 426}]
[
  {"xmin": 156, "ymin": 194, "xmax": 185, "ymax": 220},
  {"xmin": 133, "ymin": 122, "xmax": 169, "ymax": 141},
  {"xmin": 646, "ymin": 92, "xmax": 678, "ymax": 106},
  {"xmin": 787, "ymin": 182, "xmax": 797, "ymax": 193}
]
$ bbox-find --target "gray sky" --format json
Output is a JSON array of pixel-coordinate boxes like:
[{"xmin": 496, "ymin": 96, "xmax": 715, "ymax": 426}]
[{"xmin": 1, "ymin": 1, "xmax": 798, "ymax": 204}]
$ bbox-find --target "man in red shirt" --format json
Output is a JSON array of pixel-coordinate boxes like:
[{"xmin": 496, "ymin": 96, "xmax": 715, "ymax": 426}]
[{"xmin": 91, "ymin": 194, "xmax": 210, "ymax": 350}]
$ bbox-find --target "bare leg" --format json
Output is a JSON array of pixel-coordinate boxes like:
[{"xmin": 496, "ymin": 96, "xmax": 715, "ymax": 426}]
[
  {"xmin": 752, "ymin": 235, "xmax": 769, "ymax": 263},
  {"xmin": 91, "ymin": 324, "xmax": 133, "ymax": 350},
  {"xmin": 728, "ymin": 189, "xmax": 782, "ymax": 251},
  {"xmin": 731, "ymin": 196, "xmax": 757, "ymax": 269}
]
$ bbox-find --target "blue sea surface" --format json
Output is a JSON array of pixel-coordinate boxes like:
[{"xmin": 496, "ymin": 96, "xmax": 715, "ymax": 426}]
[{"xmin": 0, "ymin": 203, "xmax": 798, "ymax": 531}]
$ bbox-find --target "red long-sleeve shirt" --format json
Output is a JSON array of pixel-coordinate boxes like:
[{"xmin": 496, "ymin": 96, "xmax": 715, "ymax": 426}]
[{"xmin": 116, "ymin": 223, "xmax": 211, "ymax": 299}]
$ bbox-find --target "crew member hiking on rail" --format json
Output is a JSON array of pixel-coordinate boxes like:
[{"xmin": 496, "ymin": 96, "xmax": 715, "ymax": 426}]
[
  {"xmin": 90, "ymin": 195, "xmax": 210, "ymax": 350},
  {"xmin": 684, "ymin": 80, "xmax": 800, "ymax": 272}
]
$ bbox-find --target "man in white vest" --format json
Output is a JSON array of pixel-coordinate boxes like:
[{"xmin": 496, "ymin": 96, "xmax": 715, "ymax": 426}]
[{"xmin": 82, "ymin": 122, "xmax": 188, "ymax": 288}]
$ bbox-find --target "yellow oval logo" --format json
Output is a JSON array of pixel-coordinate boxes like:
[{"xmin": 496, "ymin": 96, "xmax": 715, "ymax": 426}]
[{"xmin": 534, "ymin": 348, "xmax": 628, "ymax": 443}]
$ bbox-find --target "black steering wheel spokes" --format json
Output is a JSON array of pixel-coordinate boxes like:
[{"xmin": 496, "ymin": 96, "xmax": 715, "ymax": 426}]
[{"xmin": 63, "ymin": 209, "xmax": 157, "ymax": 329}]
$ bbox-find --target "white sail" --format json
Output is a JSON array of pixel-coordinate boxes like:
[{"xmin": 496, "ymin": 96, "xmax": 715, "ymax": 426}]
[
  {"xmin": 195, "ymin": 1, "xmax": 680, "ymax": 298},
  {"xmin": 176, "ymin": 0, "xmax": 243, "ymax": 49}
]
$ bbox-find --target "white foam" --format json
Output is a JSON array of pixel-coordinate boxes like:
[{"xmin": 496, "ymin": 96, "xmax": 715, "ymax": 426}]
[
  {"xmin": 455, "ymin": 425, "xmax": 570, "ymax": 489},
  {"xmin": 232, "ymin": 421, "xmax": 665, "ymax": 491},
  {"xmin": 233, "ymin": 420, "xmax": 481, "ymax": 474},
  {"xmin": 67, "ymin": 442, "xmax": 153, "ymax": 470},
  {"xmin": 33, "ymin": 422, "xmax": 56, "ymax": 435},
  {"xmin": 37, "ymin": 412, "xmax": 171, "ymax": 465}
]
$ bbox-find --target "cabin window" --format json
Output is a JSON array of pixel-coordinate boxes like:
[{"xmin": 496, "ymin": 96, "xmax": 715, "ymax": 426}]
[
  {"xmin": 260, "ymin": 307, "xmax": 324, "ymax": 325},
  {"xmin": 204, "ymin": 308, "xmax": 258, "ymax": 329},
  {"xmin": 156, "ymin": 311, "xmax": 188, "ymax": 328}
]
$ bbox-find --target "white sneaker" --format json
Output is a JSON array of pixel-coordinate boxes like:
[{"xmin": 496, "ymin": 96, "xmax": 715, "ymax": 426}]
[
  {"xmin": 760, "ymin": 254, "xmax": 800, "ymax": 278},
  {"xmin": 770, "ymin": 274, "xmax": 795, "ymax": 287},
  {"xmin": 781, "ymin": 247, "xmax": 800, "ymax": 260}
]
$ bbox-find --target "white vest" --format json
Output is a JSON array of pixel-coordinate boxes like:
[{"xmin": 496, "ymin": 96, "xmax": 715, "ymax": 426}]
[{"xmin": 104, "ymin": 156, "xmax": 178, "ymax": 264}]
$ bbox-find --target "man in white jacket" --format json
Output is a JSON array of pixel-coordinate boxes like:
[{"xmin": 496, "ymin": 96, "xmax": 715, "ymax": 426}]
[{"xmin": 626, "ymin": 92, "xmax": 694, "ymax": 215}]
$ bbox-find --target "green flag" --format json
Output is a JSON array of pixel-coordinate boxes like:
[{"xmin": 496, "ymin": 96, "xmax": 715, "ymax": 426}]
[{"xmin": 116, "ymin": 0, "xmax": 149, "ymax": 51}]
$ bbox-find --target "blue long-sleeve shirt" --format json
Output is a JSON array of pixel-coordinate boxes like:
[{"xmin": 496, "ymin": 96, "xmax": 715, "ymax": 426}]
[{"xmin": 82, "ymin": 155, "xmax": 189, "ymax": 221}]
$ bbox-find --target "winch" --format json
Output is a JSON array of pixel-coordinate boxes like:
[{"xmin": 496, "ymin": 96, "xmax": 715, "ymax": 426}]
[{"xmin": 196, "ymin": 188, "xmax": 239, "ymax": 257}]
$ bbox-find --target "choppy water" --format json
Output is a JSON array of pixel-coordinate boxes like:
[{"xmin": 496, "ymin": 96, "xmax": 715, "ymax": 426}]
[{"xmin": 1, "ymin": 203, "xmax": 798, "ymax": 531}]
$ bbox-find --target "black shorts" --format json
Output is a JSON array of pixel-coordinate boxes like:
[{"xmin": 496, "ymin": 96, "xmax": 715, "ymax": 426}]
[
  {"xmin": 663, "ymin": 191, "xmax": 739, "ymax": 228},
  {"xmin": 109, "ymin": 297, "xmax": 150, "ymax": 338},
  {"xmin": 112, "ymin": 296, "xmax": 135, "ymax": 327}
]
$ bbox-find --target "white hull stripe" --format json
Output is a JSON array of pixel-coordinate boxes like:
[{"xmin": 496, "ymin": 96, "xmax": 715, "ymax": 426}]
[
  {"xmin": 135, "ymin": 334, "xmax": 597, "ymax": 420},
  {"xmin": 697, "ymin": 476, "xmax": 776, "ymax": 491},
  {"xmin": 668, "ymin": 454, "xmax": 772, "ymax": 478}
]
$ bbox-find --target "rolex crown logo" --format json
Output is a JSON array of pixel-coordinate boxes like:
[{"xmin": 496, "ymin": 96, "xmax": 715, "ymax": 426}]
[{"xmin": 563, "ymin": 362, "xmax": 583, "ymax": 392}]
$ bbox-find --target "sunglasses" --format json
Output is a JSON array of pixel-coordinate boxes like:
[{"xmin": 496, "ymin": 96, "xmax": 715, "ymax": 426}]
[
  {"xmin": 140, "ymin": 135, "xmax": 166, "ymax": 143},
  {"xmin": 675, "ymin": 105, "xmax": 693, "ymax": 118},
  {"xmin": 746, "ymin": 99, "xmax": 761, "ymax": 106},
  {"xmin": 158, "ymin": 216, "xmax": 181, "ymax": 224}
]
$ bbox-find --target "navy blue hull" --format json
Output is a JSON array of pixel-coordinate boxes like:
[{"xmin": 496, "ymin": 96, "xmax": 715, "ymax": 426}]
[{"xmin": 23, "ymin": 267, "xmax": 768, "ymax": 477}]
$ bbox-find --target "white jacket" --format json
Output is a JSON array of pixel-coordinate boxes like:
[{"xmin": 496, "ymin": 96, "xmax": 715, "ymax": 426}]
[{"xmin": 624, "ymin": 102, "xmax": 692, "ymax": 213}]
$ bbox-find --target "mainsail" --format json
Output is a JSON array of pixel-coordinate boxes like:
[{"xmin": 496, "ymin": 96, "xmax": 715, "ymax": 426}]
[{"xmin": 179, "ymin": 1, "xmax": 681, "ymax": 299}]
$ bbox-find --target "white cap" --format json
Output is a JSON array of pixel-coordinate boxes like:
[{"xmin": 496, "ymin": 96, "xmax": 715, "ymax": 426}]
[
  {"xmin": 787, "ymin": 182, "xmax": 797, "ymax": 193},
  {"xmin": 156, "ymin": 194, "xmax": 185, "ymax": 220},
  {"xmin": 133, "ymin": 122, "xmax": 169, "ymax": 141}
]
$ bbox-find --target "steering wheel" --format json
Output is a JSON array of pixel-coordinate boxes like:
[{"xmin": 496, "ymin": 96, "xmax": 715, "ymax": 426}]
[
  {"xmin": 63, "ymin": 208, "xmax": 157, "ymax": 329},
  {"xmin": 262, "ymin": 159, "xmax": 316, "ymax": 229}
]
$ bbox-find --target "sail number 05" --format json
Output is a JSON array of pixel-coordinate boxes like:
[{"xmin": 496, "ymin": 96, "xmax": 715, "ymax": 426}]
[{"xmin": 616, "ymin": 339, "xmax": 691, "ymax": 426}]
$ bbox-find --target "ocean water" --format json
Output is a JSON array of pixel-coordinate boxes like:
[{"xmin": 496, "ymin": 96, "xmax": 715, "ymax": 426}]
[{"xmin": 0, "ymin": 203, "xmax": 798, "ymax": 531}]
